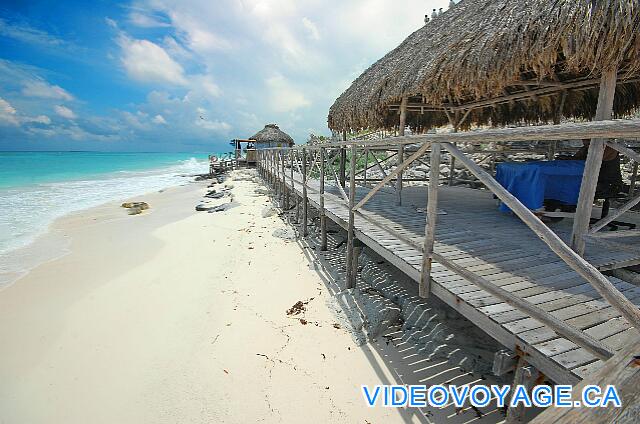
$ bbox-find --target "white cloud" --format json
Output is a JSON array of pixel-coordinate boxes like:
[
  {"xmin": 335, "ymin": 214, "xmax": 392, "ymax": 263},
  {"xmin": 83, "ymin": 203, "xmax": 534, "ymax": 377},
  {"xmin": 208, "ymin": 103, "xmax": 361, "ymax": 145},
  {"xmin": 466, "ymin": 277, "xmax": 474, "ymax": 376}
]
[
  {"xmin": 28, "ymin": 123, "xmax": 117, "ymax": 141},
  {"xmin": 302, "ymin": 17, "xmax": 320, "ymax": 40},
  {"xmin": 152, "ymin": 114, "xmax": 167, "ymax": 124},
  {"xmin": 118, "ymin": 36, "xmax": 188, "ymax": 85},
  {"xmin": 22, "ymin": 80, "xmax": 74, "ymax": 101},
  {"xmin": 128, "ymin": 10, "xmax": 171, "ymax": 28},
  {"xmin": 0, "ymin": 96, "xmax": 53, "ymax": 127},
  {"xmin": 196, "ymin": 119, "xmax": 231, "ymax": 132},
  {"xmin": 193, "ymin": 75, "xmax": 221, "ymax": 98},
  {"xmin": 105, "ymin": 17, "xmax": 118, "ymax": 28},
  {"xmin": 54, "ymin": 105, "xmax": 77, "ymax": 119},
  {"xmin": 0, "ymin": 18, "xmax": 67, "ymax": 48},
  {"xmin": 26, "ymin": 115, "xmax": 51, "ymax": 125},
  {"xmin": 266, "ymin": 74, "xmax": 310, "ymax": 113},
  {"xmin": 0, "ymin": 97, "xmax": 19, "ymax": 125}
]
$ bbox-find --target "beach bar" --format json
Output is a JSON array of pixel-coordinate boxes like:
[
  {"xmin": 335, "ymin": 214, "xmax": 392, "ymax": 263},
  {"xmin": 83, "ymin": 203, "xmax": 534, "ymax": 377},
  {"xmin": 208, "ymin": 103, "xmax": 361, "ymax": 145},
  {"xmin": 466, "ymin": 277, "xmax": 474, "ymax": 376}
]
[{"xmin": 257, "ymin": 0, "xmax": 640, "ymax": 421}]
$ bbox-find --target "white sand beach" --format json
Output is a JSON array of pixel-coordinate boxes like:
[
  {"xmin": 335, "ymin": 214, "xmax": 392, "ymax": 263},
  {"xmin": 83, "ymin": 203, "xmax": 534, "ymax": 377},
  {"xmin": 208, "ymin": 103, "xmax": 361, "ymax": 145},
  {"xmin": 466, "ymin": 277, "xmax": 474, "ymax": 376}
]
[
  {"xmin": 0, "ymin": 170, "xmax": 414, "ymax": 424},
  {"xmin": 0, "ymin": 169, "xmax": 512, "ymax": 424}
]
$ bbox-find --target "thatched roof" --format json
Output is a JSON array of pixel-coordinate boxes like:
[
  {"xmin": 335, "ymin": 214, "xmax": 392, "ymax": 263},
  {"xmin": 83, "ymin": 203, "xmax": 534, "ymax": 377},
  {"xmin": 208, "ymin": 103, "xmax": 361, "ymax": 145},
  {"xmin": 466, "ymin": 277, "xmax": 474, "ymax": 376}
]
[
  {"xmin": 250, "ymin": 124, "xmax": 295, "ymax": 146},
  {"xmin": 328, "ymin": 0, "xmax": 640, "ymax": 132}
]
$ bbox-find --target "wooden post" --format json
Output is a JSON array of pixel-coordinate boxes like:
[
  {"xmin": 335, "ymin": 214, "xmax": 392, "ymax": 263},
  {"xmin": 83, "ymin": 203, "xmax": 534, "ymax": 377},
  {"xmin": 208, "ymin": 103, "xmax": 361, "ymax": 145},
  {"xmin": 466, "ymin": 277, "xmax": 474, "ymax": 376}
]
[
  {"xmin": 571, "ymin": 69, "xmax": 617, "ymax": 255},
  {"xmin": 399, "ymin": 96, "xmax": 408, "ymax": 136},
  {"xmin": 290, "ymin": 150, "xmax": 299, "ymax": 223},
  {"xmin": 320, "ymin": 147, "xmax": 328, "ymax": 251},
  {"xmin": 396, "ymin": 144, "xmax": 404, "ymax": 206},
  {"xmin": 269, "ymin": 151, "xmax": 273, "ymax": 186},
  {"xmin": 275, "ymin": 150, "xmax": 280, "ymax": 196},
  {"xmin": 352, "ymin": 245, "xmax": 362, "ymax": 284},
  {"xmin": 346, "ymin": 144, "xmax": 357, "ymax": 288},
  {"xmin": 302, "ymin": 147, "xmax": 308, "ymax": 237},
  {"xmin": 630, "ymin": 162, "xmax": 638, "ymax": 197},
  {"xmin": 363, "ymin": 149, "xmax": 369, "ymax": 187},
  {"xmin": 283, "ymin": 149, "xmax": 289, "ymax": 209},
  {"xmin": 340, "ymin": 148, "xmax": 347, "ymax": 187},
  {"xmin": 420, "ymin": 142, "xmax": 441, "ymax": 298},
  {"xmin": 448, "ymin": 145, "xmax": 457, "ymax": 186},
  {"xmin": 505, "ymin": 357, "xmax": 540, "ymax": 424}
]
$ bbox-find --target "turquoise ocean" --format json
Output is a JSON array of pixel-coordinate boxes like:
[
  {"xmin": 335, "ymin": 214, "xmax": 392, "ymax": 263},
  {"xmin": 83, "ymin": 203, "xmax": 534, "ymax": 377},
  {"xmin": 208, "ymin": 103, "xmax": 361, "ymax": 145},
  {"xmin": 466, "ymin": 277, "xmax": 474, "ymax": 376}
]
[{"xmin": 0, "ymin": 152, "xmax": 210, "ymax": 260}]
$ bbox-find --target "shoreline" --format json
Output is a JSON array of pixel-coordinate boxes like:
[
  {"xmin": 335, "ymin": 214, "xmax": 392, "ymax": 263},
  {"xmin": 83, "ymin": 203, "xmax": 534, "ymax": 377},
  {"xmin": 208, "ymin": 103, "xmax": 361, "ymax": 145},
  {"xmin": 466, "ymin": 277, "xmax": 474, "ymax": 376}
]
[
  {"xmin": 1, "ymin": 167, "xmax": 513, "ymax": 423},
  {"xmin": 0, "ymin": 176, "xmax": 209, "ymax": 289},
  {"xmin": 0, "ymin": 169, "xmax": 411, "ymax": 423}
]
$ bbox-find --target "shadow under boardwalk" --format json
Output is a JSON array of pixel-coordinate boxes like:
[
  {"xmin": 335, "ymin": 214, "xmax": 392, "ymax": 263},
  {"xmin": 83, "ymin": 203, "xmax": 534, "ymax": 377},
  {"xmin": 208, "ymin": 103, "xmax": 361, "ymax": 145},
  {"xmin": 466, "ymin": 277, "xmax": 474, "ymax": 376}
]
[{"xmin": 284, "ymin": 172, "xmax": 640, "ymax": 385}]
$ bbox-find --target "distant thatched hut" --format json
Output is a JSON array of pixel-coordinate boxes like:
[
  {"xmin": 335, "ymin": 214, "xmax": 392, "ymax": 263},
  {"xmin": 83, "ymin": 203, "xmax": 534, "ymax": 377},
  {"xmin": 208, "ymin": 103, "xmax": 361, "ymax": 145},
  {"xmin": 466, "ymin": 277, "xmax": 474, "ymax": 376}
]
[
  {"xmin": 328, "ymin": 0, "xmax": 640, "ymax": 133},
  {"xmin": 250, "ymin": 124, "xmax": 295, "ymax": 149}
]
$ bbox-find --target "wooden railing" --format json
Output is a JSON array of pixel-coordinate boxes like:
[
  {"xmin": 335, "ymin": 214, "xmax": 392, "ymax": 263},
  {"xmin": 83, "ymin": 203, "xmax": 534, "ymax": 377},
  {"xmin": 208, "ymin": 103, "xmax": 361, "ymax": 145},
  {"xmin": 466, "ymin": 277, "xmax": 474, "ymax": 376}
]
[{"xmin": 255, "ymin": 119, "xmax": 640, "ymax": 365}]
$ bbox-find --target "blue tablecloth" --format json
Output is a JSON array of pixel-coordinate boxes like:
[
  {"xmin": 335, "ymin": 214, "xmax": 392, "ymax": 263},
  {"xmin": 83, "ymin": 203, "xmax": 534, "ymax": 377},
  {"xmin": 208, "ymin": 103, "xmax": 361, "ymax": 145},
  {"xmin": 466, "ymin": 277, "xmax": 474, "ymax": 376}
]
[{"xmin": 495, "ymin": 160, "xmax": 585, "ymax": 212}]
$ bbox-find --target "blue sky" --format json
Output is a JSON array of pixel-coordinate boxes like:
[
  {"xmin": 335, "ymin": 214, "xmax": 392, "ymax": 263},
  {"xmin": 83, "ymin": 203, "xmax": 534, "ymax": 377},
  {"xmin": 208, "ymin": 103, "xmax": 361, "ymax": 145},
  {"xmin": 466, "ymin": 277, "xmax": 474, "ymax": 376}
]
[{"xmin": 0, "ymin": 0, "xmax": 450, "ymax": 152}]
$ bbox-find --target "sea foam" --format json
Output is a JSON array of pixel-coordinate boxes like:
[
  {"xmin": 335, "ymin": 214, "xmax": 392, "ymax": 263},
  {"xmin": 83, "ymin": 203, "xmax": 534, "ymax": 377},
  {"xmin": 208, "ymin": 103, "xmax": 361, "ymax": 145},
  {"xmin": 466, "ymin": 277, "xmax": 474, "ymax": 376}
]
[{"xmin": 0, "ymin": 157, "xmax": 208, "ymax": 285}]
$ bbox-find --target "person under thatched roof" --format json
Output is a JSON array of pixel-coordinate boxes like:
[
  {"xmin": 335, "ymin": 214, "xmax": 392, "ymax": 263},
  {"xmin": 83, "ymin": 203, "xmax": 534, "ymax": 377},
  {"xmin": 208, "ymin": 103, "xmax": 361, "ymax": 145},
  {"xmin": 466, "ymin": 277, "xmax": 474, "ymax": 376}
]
[
  {"xmin": 250, "ymin": 124, "xmax": 295, "ymax": 148},
  {"xmin": 328, "ymin": 0, "xmax": 640, "ymax": 133}
]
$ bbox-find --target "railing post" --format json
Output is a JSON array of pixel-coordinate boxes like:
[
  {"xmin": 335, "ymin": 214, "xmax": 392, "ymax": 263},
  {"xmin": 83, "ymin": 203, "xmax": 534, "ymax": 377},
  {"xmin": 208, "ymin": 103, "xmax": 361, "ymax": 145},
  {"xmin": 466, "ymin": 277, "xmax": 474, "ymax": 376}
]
[
  {"xmin": 346, "ymin": 144, "xmax": 357, "ymax": 288},
  {"xmin": 302, "ymin": 147, "xmax": 308, "ymax": 236},
  {"xmin": 295, "ymin": 150, "xmax": 300, "ymax": 223},
  {"xmin": 282, "ymin": 149, "xmax": 289, "ymax": 209},
  {"xmin": 274, "ymin": 150, "xmax": 282, "ymax": 195},
  {"xmin": 363, "ymin": 148, "xmax": 369, "ymax": 187},
  {"xmin": 268, "ymin": 151, "xmax": 272, "ymax": 185},
  {"xmin": 420, "ymin": 142, "xmax": 441, "ymax": 298},
  {"xmin": 571, "ymin": 68, "xmax": 617, "ymax": 255},
  {"xmin": 320, "ymin": 147, "xmax": 328, "ymax": 251},
  {"xmin": 448, "ymin": 143, "xmax": 457, "ymax": 186},
  {"xmin": 339, "ymin": 147, "xmax": 347, "ymax": 188},
  {"xmin": 396, "ymin": 144, "xmax": 404, "ymax": 205},
  {"xmin": 630, "ymin": 162, "xmax": 639, "ymax": 197}
]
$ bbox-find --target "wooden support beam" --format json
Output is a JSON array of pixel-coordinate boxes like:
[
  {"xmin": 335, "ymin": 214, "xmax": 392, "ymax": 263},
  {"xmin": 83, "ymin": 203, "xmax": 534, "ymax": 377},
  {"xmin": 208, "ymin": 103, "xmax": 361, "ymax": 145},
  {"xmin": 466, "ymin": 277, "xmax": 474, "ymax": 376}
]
[
  {"xmin": 346, "ymin": 144, "xmax": 357, "ymax": 288},
  {"xmin": 327, "ymin": 119, "xmax": 640, "ymax": 150},
  {"xmin": 396, "ymin": 144, "xmax": 404, "ymax": 205},
  {"xmin": 399, "ymin": 96, "xmax": 408, "ymax": 137},
  {"xmin": 571, "ymin": 69, "xmax": 617, "ymax": 255},
  {"xmin": 505, "ymin": 358, "xmax": 540, "ymax": 424},
  {"xmin": 332, "ymin": 168, "xmax": 349, "ymax": 204},
  {"xmin": 442, "ymin": 140, "xmax": 640, "ymax": 333},
  {"xmin": 352, "ymin": 246, "xmax": 362, "ymax": 285},
  {"xmin": 631, "ymin": 162, "xmax": 639, "ymax": 196},
  {"xmin": 589, "ymin": 191, "xmax": 640, "ymax": 234},
  {"xmin": 282, "ymin": 150, "xmax": 289, "ymax": 209},
  {"xmin": 363, "ymin": 149, "xmax": 369, "ymax": 187},
  {"xmin": 493, "ymin": 350, "xmax": 518, "ymax": 376},
  {"xmin": 353, "ymin": 142, "xmax": 432, "ymax": 212},
  {"xmin": 606, "ymin": 140, "xmax": 640, "ymax": 163},
  {"xmin": 420, "ymin": 142, "xmax": 441, "ymax": 298},
  {"xmin": 339, "ymin": 147, "xmax": 347, "ymax": 188},
  {"xmin": 319, "ymin": 147, "xmax": 327, "ymax": 251},
  {"xmin": 294, "ymin": 150, "xmax": 300, "ymax": 223},
  {"xmin": 302, "ymin": 148, "xmax": 308, "ymax": 237}
]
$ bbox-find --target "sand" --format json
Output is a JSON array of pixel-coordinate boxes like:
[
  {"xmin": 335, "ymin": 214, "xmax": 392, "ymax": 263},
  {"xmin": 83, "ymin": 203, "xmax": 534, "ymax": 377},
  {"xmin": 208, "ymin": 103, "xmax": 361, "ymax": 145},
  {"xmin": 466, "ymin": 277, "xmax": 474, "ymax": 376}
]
[{"xmin": 0, "ymin": 170, "xmax": 415, "ymax": 424}]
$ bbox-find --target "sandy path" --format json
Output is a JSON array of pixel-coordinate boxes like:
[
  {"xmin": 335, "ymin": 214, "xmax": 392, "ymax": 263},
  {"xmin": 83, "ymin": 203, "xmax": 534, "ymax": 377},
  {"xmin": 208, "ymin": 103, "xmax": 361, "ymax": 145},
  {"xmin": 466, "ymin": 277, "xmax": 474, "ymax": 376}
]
[{"xmin": 0, "ymin": 170, "xmax": 410, "ymax": 424}]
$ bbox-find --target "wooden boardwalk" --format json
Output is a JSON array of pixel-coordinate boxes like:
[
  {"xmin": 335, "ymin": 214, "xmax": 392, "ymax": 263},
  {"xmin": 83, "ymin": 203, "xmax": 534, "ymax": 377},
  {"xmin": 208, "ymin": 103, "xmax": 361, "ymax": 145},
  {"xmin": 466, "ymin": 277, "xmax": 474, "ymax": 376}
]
[{"xmin": 284, "ymin": 171, "xmax": 640, "ymax": 385}]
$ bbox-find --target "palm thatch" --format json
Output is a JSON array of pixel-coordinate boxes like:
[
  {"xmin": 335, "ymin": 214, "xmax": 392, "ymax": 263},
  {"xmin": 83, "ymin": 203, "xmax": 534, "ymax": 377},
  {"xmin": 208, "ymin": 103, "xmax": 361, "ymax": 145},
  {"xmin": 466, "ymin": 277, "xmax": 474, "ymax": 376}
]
[
  {"xmin": 250, "ymin": 124, "xmax": 295, "ymax": 147},
  {"xmin": 328, "ymin": 0, "xmax": 640, "ymax": 132}
]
